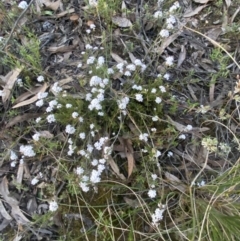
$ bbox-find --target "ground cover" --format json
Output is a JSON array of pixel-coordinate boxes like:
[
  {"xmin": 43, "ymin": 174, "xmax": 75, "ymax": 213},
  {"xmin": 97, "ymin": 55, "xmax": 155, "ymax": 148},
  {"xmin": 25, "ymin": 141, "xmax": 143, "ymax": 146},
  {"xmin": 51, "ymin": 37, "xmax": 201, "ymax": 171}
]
[{"xmin": 0, "ymin": 0, "xmax": 240, "ymax": 240}]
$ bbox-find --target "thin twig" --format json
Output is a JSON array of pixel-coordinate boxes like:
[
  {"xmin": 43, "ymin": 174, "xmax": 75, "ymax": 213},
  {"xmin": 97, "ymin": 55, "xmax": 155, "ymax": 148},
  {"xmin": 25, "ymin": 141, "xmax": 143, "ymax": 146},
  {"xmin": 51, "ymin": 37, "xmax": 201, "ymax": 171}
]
[{"xmin": 1, "ymin": 0, "xmax": 35, "ymax": 50}]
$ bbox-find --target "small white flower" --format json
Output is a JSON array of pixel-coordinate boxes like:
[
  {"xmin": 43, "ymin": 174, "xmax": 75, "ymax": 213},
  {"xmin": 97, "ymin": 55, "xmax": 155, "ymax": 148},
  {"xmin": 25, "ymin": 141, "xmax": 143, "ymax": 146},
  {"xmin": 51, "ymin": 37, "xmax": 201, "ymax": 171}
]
[
  {"xmin": 155, "ymin": 97, "xmax": 162, "ymax": 104},
  {"xmin": 90, "ymin": 170, "xmax": 101, "ymax": 183},
  {"xmin": 49, "ymin": 100, "xmax": 58, "ymax": 108},
  {"xmin": 198, "ymin": 180, "xmax": 206, "ymax": 187},
  {"xmin": 37, "ymin": 75, "xmax": 44, "ymax": 82},
  {"xmin": 155, "ymin": 150, "xmax": 161, "ymax": 158},
  {"xmin": 134, "ymin": 59, "xmax": 142, "ymax": 66},
  {"xmin": 11, "ymin": 161, "xmax": 17, "ymax": 167},
  {"xmin": 154, "ymin": 10, "xmax": 163, "ymax": 18},
  {"xmin": 79, "ymin": 117, "xmax": 84, "ymax": 122},
  {"xmin": 37, "ymin": 92, "xmax": 48, "ymax": 99},
  {"xmin": 135, "ymin": 94, "xmax": 143, "ymax": 102},
  {"xmin": 151, "ymin": 207, "xmax": 165, "ymax": 225},
  {"xmin": 49, "ymin": 200, "xmax": 58, "ymax": 212},
  {"xmin": 159, "ymin": 86, "xmax": 166, "ymax": 93},
  {"xmin": 151, "ymin": 88, "xmax": 157, "ymax": 93},
  {"xmin": 151, "ymin": 128, "xmax": 157, "ymax": 132},
  {"xmin": 86, "ymin": 44, "xmax": 93, "ymax": 50},
  {"xmin": 148, "ymin": 189, "xmax": 157, "ymax": 198},
  {"xmin": 16, "ymin": 78, "xmax": 23, "ymax": 87},
  {"xmin": 36, "ymin": 99, "xmax": 44, "ymax": 107},
  {"xmin": 72, "ymin": 112, "xmax": 79, "ymax": 118},
  {"xmin": 32, "ymin": 133, "xmax": 41, "ymax": 141},
  {"xmin": 186, "ymin": 125, "xmax": 193, "ymax": 131},
  {"xmin": 52, "ymin": 82, "xmax": 62, "ymax": 93},
  {"xmin": 18, "ymin": 1, "xmax": 28, "ymax": 9},
  {"xmin": 179, "ymin": 134, "xmax": 186, "ymax": 140},
  {"xmin": 87, "ymin": 56, "xmax": 95, "ymax": 65},
  {"xmin": 139, "ymin": 133, "xmax": 149, "ymax": 142},
  {"xmin": 151, "ymin": 174, "xmax": 158, "ymax": 180},
  {"xmin": 10, "ymin": 151, "xmax": 18, "ymax": 161},
  {"xmin": 107, "ymin": 68, "xmax": 114, "ymax": 74},
  {"xmin": 20, "ymin": 145, "xmax": 36, "ymax": 157},
  {"xmin": 87, "ymin": 144, "xmax": 94, "ymax": 153},
  {"xmin": 90, "ymin": 23, "xmax": 96, "ymax": 29},
  {"xmin": 167, "ymin": 151, "xmax": 173, "ymax": 157},
  {"xmin": 31, "ymin": 177, "xmax": 39, "ymax": 185},
  {"xmin": 90, "ymin": 124, "xmax": 95, "ymax": 129},
  {"xmin": 163, "ymin": 73, "xmax": 170, "ymax": 80},
  {"xmin": 152, "ymin": 116, "xmax": 158, "ymax": 121},
  {"xmin": 166, "ymin": 15, "xmax": 176, "ymax": 25},
  {"xmin": 116, "ymin": 62, "xmax": 125, "ymax": 71},
  {"xmin": 79, "ymin": 182, "xmax": 90, "ymax": 192},
  {"xmin": 159, "ymin": 29, "xmax": 169, "ymax": 38},
  {"xmin": 124, "ymin": 71, "xmax": 131, "ymax": 76},
  {"xmin": 86, "ymin": 29, "xmax": 91, "ymax": 34},
  {"xmin": 126, "ymin": 64, "xmax": 136, "ymax": 71},
  {"xmin": 66, "ymin": 103, "xmax": 72, "ymax": 108},
  {"xmin": 65, "ymin": 125, "xmax": 76, "ymax": 134},
  {"xmin": 91, "ymin": 159, "xmax": 98, "ymax": 166},
  {"xmin": 79, "ymin": 132, "xmax": 86, "ymax": 139},
  {"xmin": 47, "ymin": 114, "xmax": 56, "ymax": 123},
  {"xmin": 97, "ymin": 56, "xmax": 105, "ymax": 66},
  {"xmin": 77, "ymin": 63, "xmax": 82, "ymax": 68},
  {"xmin": 36, "ymin": 117, "xmax": 41, "ymax": 123},
  {"xmin": 76, "ymin": 167, "xmax": 84, "ymax": 175},
  {"xmin": 165, "ymin": 56, "xmax": 174, "ymax": 66}
]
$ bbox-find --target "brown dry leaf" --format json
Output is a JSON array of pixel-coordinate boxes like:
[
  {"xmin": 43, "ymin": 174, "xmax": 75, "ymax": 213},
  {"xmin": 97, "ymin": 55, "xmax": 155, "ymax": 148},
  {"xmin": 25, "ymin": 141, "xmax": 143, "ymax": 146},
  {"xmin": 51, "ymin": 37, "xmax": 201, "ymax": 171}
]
[
  {"xmin": 165, "ymin": 172, "xmax": 187, "ymax": 193},
  {"xmin": 48, "ymin": 44, "xmax": 77, "ymax": 53},
  {"xmin": 15, "ymin": 85, "xmax": 46, "ymax": 104},
  {"xmin": 2, "ymin": 68, "xmax": 23, "ymax": 103},
  {"xmin": 177, "ymin": 45, "xmax": 186, "ymax": 67},
  {"xmin": 12, "ymin": 83, "xmax": 48, "ymax": 108},
  {"xmin": 124, "ymin": 197, "xmax": 141, "ymax": 208},
  {"xmin": 156, "ymin": 30, "xmax": 182, "ymax": 55},
  {"xmin": 107, "ymin": 156, "xmax": 126, "ymax": 180},
  {"xmin": 224, "ymin": 0, "xmax": 231, "ymax": 7},
  {"xmin": 111, "ymin": 52, "xmax": 125, "ymax": 63},
  {"xmin": 0, "ymin": 176, "xmax": 31, "ymax": 224},
  {"xmin": 41, "ymin": 0, "xmax": 61, "ymax": 11},
  {"xmin": 0, "ymin": 199, "xmax": 12, "ymax": 221},
  {"xmin": 6, "ymin": 113, "xmax": 41, "ymax": 128},
  {"xmin": 193, "ymin": 0, "xmax": 211, "ymax": 3},
  {"xmin": 56, "ymin": 8, "xmax": 75, "ymax": 18},
  {"xmin": 205, "ymin": 27, "xmax": 222, "ymax": 41},
  {"xmin": 112, "ymin": 16, "xmax": 132, "ymax": 27},
  {"xmin": 128, "ymin": 52, "xmax": 137, "ymax": 63},
  {"xmin": 184, "ymin": 5, "xmax": 208, "ymax": 18},
  {"xmin": 121, "ymin": 0, "xmax": 127, "ymax": 18},
  {"xmin": 38, "ymin": 130, "xmax": 54, "ymax": 139},
  {"xmin": 16, "ymin": 161, "xmax": 24, "ymax": 184}
]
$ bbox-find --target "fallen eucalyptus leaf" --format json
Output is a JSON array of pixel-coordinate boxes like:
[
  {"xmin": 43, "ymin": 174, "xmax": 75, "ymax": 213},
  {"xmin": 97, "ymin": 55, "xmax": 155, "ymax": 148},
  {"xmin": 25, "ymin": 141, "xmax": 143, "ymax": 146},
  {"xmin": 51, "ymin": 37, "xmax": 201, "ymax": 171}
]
[{"xmin": 112, "ymin": 16, "xmax": 132, "ymax": 27}]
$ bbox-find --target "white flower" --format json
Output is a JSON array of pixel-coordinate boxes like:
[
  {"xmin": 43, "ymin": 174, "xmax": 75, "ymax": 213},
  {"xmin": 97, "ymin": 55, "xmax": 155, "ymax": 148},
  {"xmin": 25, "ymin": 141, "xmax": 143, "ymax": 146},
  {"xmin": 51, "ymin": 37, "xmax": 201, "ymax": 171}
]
[
  {"xmin": 97, "ymin": 56, "xmax": 105, "ymax": 66},
  {"xmin": 107, "ymin": 68, "xmax": 114, "ymax": 74},
  {"xmin": 151, "ymin": 207, "xmax": 165, "ymax": 225},
  {"xmin": 99, "ymin": 158, "xmax": 107, "ymax": 164},
  {"xmin": 116, "ymin": 62, "xmax": 125, "ymax": 71},
  {"xmin": 37, "ymin": 75, "xmax": 44, "ymax": 82},
  {"xmin": 163, "ymin": 73, "xmax": 170, "ymax": 80},
  {"xmin": 134, "ymin": 59, "xmax": 142, "ymax": 66},
  {"xmin": 169, "ymin": 1, "xmax": 180, "ymax": 13},
  {"xmin": 132, "ymin": 85, "xmax": 142, "ymax": 91},
  {"xmin": 86, "ymin": 44, "xmax": 93, "ymax": 49},
  {"xmin": 79, "ymin": 132, "xmax": 86, "ymax": 139},
  {"xmin": 97, "ymin": 164, "xmax": 105, "ymax": 173},
  {"xmin": 135, "ymin": 94, "xmax": 143, "ymax": 102},
  {"xmin": 148, "ymin": 189, "xmax": 157, "ymax": 198},
  {"xmin": 79, "ymin": 182, "xmax": 90, "ymax": 192},
  {"xmin": 76, "ymin": 167, "xmax": 84, "ymax": 175},
  {"xmin": 167, "ymin": 151, "xmax": 173, "ymax": 157},
  {"xmin": 20, "ymin": 145, "xmax": 36, "ymax": 157},
  {"xmin": 37, "ymin": 92, "xmax": 48, "ymax": 99},
  {"xmin": 151, "ymin": 128, "xmax": 156, "ymax": 132},
  {"xmin": 124, "ymin": 71, "xmax": 131, "ymax": 76},
  {"xmin": 90, "ymin": 170, "xmax": 101, "ymax": 183},
  {"xmin": 165, "ymin": 56, "xmax": 174, "ymax": 66},
  {"xmin": 154, "ymin": 11, "xmax": 163, "ymax": 18},
  {"xmin": 66, "ymin": 103, "xmax": 72, "ymax": 108},
  {"xmin": 18, "ymin": 1, "xmax": 28, "ymax": 9},
  {"xmin": 155, "ymin": 150, "xmax": 161, "ymax": 158},
  {"xmin": 31, "ymin": 177, "xmax": 39, "ymax": 185},
  {"xmin": 47, "ymin": 114, "xmax": 56, "ymax": 123},
  {"xmin": 77, "ymin": 62, "xmax": 82, "ymax": 68},
  {"xmin": 79, "ymin": 117, "xmax": 84, "ymax": 122},
  {"xmin": 152, "ymin": 116, "xmax": 158, "ymax": 121},
  {"xmin": 167, "ymin": 23, "xmax": 174, "ymax": 29},
  {"xmin": 85, "ymin": 93, "xmax": 92, "ymax": 101},
  {"xmin": 118, "ymin": 96, "xmax": 130, "ymax": 110},
  {"xmin": 90, "ymin": 76, "xmax": 102, "ymax": 87},
  {"xmin": 155, "ymin": 97, "xmax": 162, "ymax": 104},
  {"xmin": 159, "ymin": 86, "xmax": 166, "ymax": 93},
  {"xmin": 90, "ymin": 124, "xmax": 95, "ymax": 129},
  {"xmin": 186, "ymin": 125, "xmax": 193, "ymax": 131},
  {"xmin": 52, "ymin": 82, "xmax": 62, "ymax": 93},
  {"xmin": 139, "ymin": 133, "xmax": 149, "ymax": 142},
  {"xmin": 17, "ymin": 78, "xmax": 23, "ymax": 87},
  {"xmin": 87, "ymin": 144, "xmax": 94, "ymax": 153},
  {"xmin": 91, "ymin": 159, "xmax": 98, "ymax": 166},
  {"xmin": 36, "ymin": 99, "xmax": 44, "ymax": 107},
  {"xmin": 151, "ymin": 88, "xmax": 157, "ymax": 93},
  {"xmin": 90, "ymin": 23, "xmax": 96, "ymax": 29},
  {"xmin": 198, "ymin": 180, "xmax": 206, "ymax": 187},
  {"xmin": 36, "ymin": 117, "xmax": 41, "ymax": 123},
  {"xmin": 11, "ymin": 161, "xmax": 17, "ymax": 167},
  {"xmin": 32, "ymin": 133, "xmax": 41, "ymax": 141},
  {"xmin": 166, "ymin": 15, "xmax": 176, "ymax": 25},
  {"xmin": 179, "ymin": 134, "xmax": 186, "ymax": 140},
  {"xmin": 126, "ymin": 64, "xmax": 136, "ymax": 71},
  {"xmin": 49, "ymin": 100, "xmax": 58, "ymax": 108},
  {"xmin": 159, "ymin": 29, "xmax": 169, "ymax": 38},
  {"xmin": 86, "ymin": 29, "xmax": 91, "ymax": 34},
  {"xmin": 151, "ymin": 174, "xmax": 158, "ymax": 180},
  {"xmin": 87, "ymin": 56, "xmax": 95, "ymax": 65},
  {"xmin": 78, "ymin": 150, "xmax": 86, "ymax": 156},
  {"xmin": 49, "ymin": 200, "xmax": 58, "ymax": 212},
  {"xmin": 10, "ymin": 151, "xmax": 18, "ymax": 161},
  {"xmin": 65, "ymin": 125, "xmax": 76, "ymax": 134},
  {"xmin": 72, "ymin": 112, "xmax": 79, "ymax": 118},
  {"xmin": 46, "ymin": 106, "xmax": 53, "ymax": 112}
]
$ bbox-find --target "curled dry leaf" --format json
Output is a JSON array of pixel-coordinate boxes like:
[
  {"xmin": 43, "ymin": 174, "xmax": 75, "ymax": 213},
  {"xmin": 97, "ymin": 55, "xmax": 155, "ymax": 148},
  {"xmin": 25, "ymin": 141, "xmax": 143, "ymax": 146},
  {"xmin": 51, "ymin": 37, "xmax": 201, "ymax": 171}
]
[
  {"xmin": 111, "ymin": 52, "xmax": 125, "ymax": 63},
  {"xmin": 193, "ymin": 0, "xmax": 211, "ymax": 3},
  {"xmin": 184, "ymin": 5, "xmax": 208, "ymax": 18},
  {"xmin": 107, "ymin": 156, "xmax": 126, "ymax": 180},
  {"xmin": 112, "ymin": 16, "xmax": 132, "ymax": 27},
  {"xmin": 165, "ymin": 172, "xmax": 187, "ymax": 193},
  {"xmin": 12, "ymin": 82, "xmax": 48, "ymax": 108},
  {"xmin": 177, "ymin": 45, "xmax": 186, "ymax": 67},
  {"xmin": 2, "ymin": 67, "xmax": 23, "ymax": 103},
  {"xmin": 41, "ymin": 0, "xmax": 61, "ymax": 11},
  {"xmin": 0, "ymin": 199, "xmax": 12, "ymax": 221}
]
